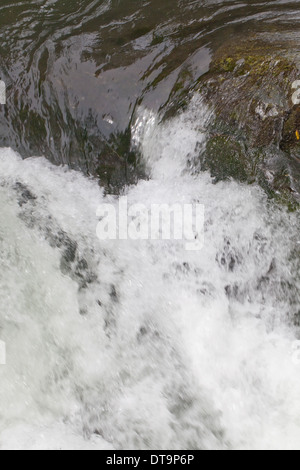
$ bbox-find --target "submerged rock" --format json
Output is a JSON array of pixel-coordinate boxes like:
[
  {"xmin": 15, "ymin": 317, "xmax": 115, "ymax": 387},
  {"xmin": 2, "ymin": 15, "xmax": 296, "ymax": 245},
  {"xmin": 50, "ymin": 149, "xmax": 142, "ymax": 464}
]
[{"xmin": 194, "ymin": 37, "xmax": 300, "ymax": 209}]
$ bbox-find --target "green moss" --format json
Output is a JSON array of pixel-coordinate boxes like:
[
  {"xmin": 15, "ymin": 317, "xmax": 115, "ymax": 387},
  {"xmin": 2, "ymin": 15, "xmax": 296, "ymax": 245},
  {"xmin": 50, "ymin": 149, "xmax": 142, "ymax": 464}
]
[
  {"xmin": 210, "ymin": 48, "xmax": 295, "ymax": 81},
  {"xmin": 242, "ymin": 56, "xmax": 294, "ymax": 78},
  {"xmin": 205, "ymin": 135, "xmax": 248, "ymax": 183},
  {"xmin": 229, "ymin": 111, "xmax": 239, "ymax": 122},
  {"xmin": 274, "ymin": 191, "xmax": 300, "ymax": 212},
  {"xmin": 214, "ymin": 57, "xmax": 236, "ymax": 73}
]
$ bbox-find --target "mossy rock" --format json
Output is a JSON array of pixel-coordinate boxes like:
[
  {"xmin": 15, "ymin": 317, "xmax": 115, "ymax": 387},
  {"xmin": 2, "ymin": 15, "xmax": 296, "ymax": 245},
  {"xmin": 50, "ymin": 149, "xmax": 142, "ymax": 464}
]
[
  {"xmin": 159, "ymin": 34, "xmax": 300, "ymax": 206},
  {"xmin": 192, "ymin": 37, "xmax": 300, "ymax": 206},
  {"xmin": 204, "ymin": 136, "xmax": 248, "ymax": 183},
  {"xmin": 212, "ymin": 54, "xmax": 294, "ymax": 80},
  {"xmin": 214, "ymin": 57, "xmax": 236, "ymax": 73},
  {"xmin": 198, "ymin": 37, "xmax": 298, "ymax": 133}
]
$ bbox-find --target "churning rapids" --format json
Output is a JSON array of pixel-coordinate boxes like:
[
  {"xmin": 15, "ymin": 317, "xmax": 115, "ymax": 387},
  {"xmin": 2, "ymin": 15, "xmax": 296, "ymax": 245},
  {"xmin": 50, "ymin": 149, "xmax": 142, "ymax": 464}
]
[{"xmin": 0, "ymin": 97, "xmax": 299, "ymax": 450}]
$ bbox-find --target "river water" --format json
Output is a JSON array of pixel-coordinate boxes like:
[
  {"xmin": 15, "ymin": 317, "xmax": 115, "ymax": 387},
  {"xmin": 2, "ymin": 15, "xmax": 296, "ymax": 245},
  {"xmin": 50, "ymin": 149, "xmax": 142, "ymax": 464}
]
[{"xmin": 0, "ymin": 0, "xmax": 300, "ymax": 450}]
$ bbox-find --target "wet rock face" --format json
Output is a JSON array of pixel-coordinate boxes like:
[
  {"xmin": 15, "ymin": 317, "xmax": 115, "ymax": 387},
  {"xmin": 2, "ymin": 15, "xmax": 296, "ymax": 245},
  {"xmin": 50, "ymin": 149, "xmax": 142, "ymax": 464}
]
[
  {"xmin": 280, "ymin": 106, "xmax": 300, "ymax": 152},
  {"xmin": 204, "ymin": 136, "xmax": 248, "ymax": 183},
  {"xmin": 196, "ymin": 39, "xmax": 300, "ymax": 208}
]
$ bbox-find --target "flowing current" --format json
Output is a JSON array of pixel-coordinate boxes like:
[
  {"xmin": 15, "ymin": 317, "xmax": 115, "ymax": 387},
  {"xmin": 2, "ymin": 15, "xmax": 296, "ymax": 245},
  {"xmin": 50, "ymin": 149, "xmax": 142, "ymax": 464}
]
[{"xmin": 0, "ymin": 97, "xmax": 299, "ymax": 450}]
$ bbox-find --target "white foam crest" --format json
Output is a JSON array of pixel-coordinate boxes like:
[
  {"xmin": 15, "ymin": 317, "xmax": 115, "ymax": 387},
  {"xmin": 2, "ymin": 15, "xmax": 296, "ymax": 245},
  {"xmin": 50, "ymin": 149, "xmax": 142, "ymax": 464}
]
[{"xmin": 131, "ymin": 95, "xmax": 212, "ymax": 180}]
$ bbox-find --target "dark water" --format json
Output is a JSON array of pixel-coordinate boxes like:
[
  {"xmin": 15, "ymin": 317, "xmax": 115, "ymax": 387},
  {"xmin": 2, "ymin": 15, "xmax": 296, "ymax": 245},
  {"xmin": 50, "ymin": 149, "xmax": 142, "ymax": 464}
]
[{"xmin": 0, "ymin": 0, "xmax": 300, "ymax": 186}]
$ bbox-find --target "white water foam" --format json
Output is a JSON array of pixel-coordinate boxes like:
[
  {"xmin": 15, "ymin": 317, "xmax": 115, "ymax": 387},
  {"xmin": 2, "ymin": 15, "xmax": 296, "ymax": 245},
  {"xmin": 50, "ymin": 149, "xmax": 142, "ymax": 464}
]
[{"xmin": 0, "ymin": 95, "xmax": 299, "ymax": 450}]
